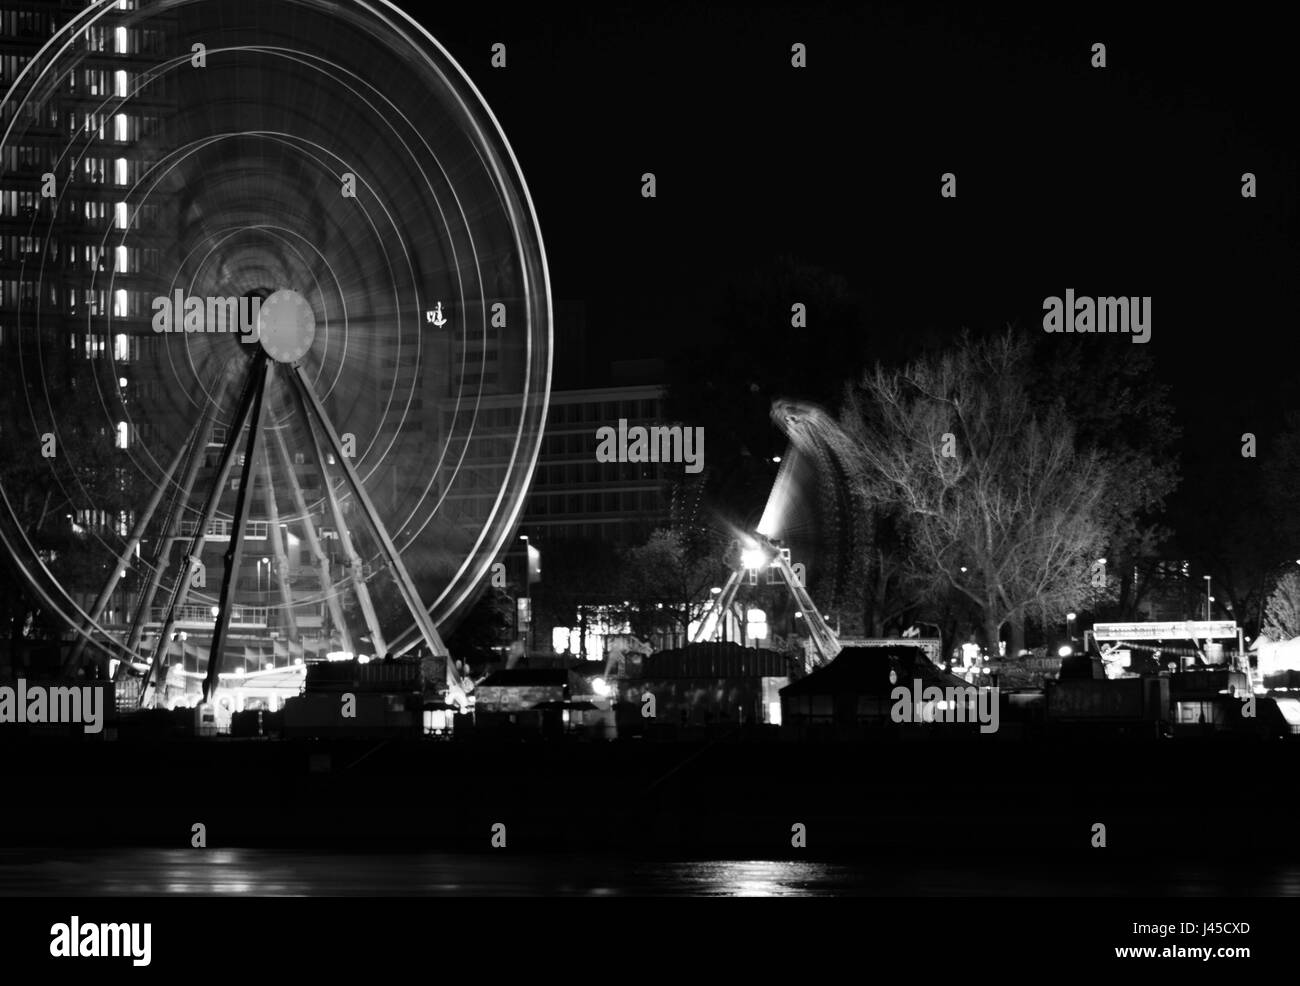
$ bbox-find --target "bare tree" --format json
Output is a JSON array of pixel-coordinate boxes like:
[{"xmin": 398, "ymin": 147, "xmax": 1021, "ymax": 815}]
[
  {"xmin": 840, "ymin": 331, "xmax": 1112, "ymax": 654},
  {"xmin": 1262, "ymin": 571, "xmax": 1300, "ymax": 642}
]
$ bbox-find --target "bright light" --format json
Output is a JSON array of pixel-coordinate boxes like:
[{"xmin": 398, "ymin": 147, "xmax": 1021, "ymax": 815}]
[
  {"xmin": 710, "ymin": 586, "xmax": 722, "ymax": 595},
  {"xmin": 233, "ymin": 666, "xmax": 245, "ymax": 676},
  {"xmin": 741, "ymin": 548, "xmax": 768, "ymax": 571},
  {"xmin": 1058, "ymin": 645, "xmax": 1073, "ymax": 658},
  {"xmin": 592, "ymin": 676, "xmax": 611, "ymax": 697},
  {"xmin": 118, "ymin": 377, "xmax": 128, "ymax": 388},
  {"xmin": 772, "ymin": 456, "xmax": 781, "ymax": 463},
  {"xmin": 264, "ymin": 662, "xmax": 273, "ymax": 671},
  {"xmin": 115, "ymin": 421, "xmax": 129, "ymax": 448},
  {"xmin": 746, "ymin": 608, "xmax": 766, "ymax": 623},
  {"xmin": 210, "ymin": 605, "xmax": 219, "ymax": 617},
  {"xmin": 960, "ymin": 566, "xmax": 968, "ymax": 573},
  {"xmin": 1066, "ymin": 612, "xmax": 1076, "ymax": 621},
  {"xmin": 294, "ymin": 658, "xmax": 304, "ymax": 666},
  {"xmin": 358, "ymin": 655, "xmax": 370, "ymax": 665},
  {"xmin": 552, "ymin": 626, "xmax": 570, "ymax": 653},
  {"xmin": 325, "ymin": 651, "xmax": 353, "ymax": 662}
]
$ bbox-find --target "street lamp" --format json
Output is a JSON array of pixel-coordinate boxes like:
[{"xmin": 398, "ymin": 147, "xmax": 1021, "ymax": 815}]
[
  {"xmin": 519, "ymin": 535, "xmax": 531, "ymax": 652},
  {"xmin": 1066, "ymin": 612, "xmax": 1077, "ymax": 641},
  {"xmin": 1203, "ymin": 575, "xmax": 1211, "ymax": 621}
]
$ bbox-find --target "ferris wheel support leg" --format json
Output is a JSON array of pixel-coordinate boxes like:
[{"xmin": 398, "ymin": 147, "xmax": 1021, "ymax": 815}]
[
  {"xmin": 260, "ymin": 447, "xmax": 299, "ymax": 653},
  {"xmin": 269, "ymin": 425, "xmax": 353, "ymax": 658},
  {"xmin": 203, "ymin": 360, "xmax": 272, "ymax": 703},
  {"xmin": 289, "ymin": 366, "xmax": 453, "ymax": 671},
  {"xmin": 773, "ymin": 553, "xmax": 841, "ymax": 667},
  {"xmin": 64, "ymin": 431, "xmax": 193, "ymax": 676},
  {"xmin": 692, "ymin": 568, "xmax": 743, "ymax": 643},
  {"xmin": 121, "ymin": 405, "xmax": 219, "ymax": 683},
  {"xmin": 293, "ymin": 395, "xmax": 389, "ymax": 660},
  {"xmin": 141, "ymin": 358, "xmax": 266, "ymax": 709},
  {"xmin": 717, "ymin": 571, "xmax": 744, "ymax": 642}
]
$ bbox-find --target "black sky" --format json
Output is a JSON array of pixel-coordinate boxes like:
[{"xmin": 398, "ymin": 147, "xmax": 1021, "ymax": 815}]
[{"xmin": 415, "ymin": 1, "xmax": 1297, "ymax": 467}]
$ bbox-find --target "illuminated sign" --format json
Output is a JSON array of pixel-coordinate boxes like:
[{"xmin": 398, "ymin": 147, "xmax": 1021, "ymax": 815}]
[{"xmin": 1092, "ymin": 621, "xmax": 1237, "ymax": 641}]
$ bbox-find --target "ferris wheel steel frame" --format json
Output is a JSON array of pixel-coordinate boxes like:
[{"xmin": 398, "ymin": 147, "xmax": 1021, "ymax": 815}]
[
  {"xmin": 3, "ymin": 0, "xmax": 548, "ymax": 714},
  {"xmin": 111, "ymin": 349, "xmax": 467, "ymax": 710}
]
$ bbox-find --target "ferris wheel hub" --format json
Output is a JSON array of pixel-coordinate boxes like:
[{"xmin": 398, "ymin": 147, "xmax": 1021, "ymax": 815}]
[{"xmin": 258, "ymin": 289, "xmax": 317, "ymax": 363}]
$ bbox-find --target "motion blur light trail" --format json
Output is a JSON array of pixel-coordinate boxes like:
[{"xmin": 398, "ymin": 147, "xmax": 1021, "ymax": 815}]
[
  {"xmin": 758, "ymin": 400, "xmax": 869, "ymax": 615},
  {"xmin": 0, "ymin": 0, "xmax": 551, "ymax": 673}
]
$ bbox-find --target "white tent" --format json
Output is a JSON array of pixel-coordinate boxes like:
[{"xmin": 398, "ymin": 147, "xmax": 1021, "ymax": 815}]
[{"xmin": 1252, "ymin": 635, "xmax": 1300, "ymax": 676}]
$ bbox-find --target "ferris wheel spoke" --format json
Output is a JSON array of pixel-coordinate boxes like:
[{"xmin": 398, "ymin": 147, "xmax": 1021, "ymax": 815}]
[
  {"xmin": 64, "ymin": 429, "xmax": 195, "ymax": 676},
  {"xmin": 203, "ymin": 358, "xmax": 273, "ymax": 704},
  {"xmin": 289, "ymin": 365, "xmax": 462, "ymax": 697},
  {"xmin": 120, "ymin": 402, "xmax": 222, "ymax": 683},
  {"xmin": 259, "ymin": 447, "xmax": 299, "ymax": 649},
  {"xmin": 142, "ymin": 357, "xmax": 267, "ymax": 708},
  {"xmin": 289, "ymin": 368, "xmax": 389, "ymax": 659},
  {"xmin": 269, "ymin": 423, "xmax": 353, "ymax": 656}
]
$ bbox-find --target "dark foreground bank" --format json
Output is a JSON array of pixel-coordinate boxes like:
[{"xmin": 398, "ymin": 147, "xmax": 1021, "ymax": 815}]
[{"xmin": 0, "ymin": 733, "xmax": 1295, "ymax": 861}]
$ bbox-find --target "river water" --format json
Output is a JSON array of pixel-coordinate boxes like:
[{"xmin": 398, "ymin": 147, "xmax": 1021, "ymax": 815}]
[{"xmin": 1, "ymin": 850, "xmax": 1297, "ymax": 896}]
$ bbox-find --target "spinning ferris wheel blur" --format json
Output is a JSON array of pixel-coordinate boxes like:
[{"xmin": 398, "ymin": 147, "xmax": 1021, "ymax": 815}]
[{"xmin": 0, "ymin": 0, "xmax": 551, "ymax": 707}]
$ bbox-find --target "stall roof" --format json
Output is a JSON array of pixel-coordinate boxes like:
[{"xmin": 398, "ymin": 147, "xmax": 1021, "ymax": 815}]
[{"xmin": 781, "ymin": 646, "xmax": 971, "ymax": 697}]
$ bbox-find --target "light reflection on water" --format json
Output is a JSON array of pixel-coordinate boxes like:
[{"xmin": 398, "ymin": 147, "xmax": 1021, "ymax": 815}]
[{"xmin": 0, "ymin": 850, "xmax": 1297, "ymax": 896}]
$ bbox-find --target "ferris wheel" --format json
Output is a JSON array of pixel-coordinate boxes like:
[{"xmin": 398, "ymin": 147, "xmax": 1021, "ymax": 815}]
[{"xmin": 0, "ymin": 0, "xmax": 551, "ymax": 708}]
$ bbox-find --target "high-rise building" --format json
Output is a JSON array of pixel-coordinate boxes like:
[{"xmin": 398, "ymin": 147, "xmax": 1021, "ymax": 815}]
[
  {"xmin": 2, "ymin": 0, "xmax": 180, "ymax": 633},
  {"xmin": 519, "ymin": 383, "xmax": 673, "ymax": 544}
]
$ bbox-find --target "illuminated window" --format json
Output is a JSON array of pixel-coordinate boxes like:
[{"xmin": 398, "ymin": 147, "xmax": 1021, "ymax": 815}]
[{"xmin": 116, "ymin": 421, "xmax": 129, "ymax": 448}]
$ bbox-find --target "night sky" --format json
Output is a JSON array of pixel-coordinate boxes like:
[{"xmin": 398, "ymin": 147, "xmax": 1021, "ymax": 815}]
[{"xmin": 423, "ymin": 1, "xmax": 1296, "ymax": 484}]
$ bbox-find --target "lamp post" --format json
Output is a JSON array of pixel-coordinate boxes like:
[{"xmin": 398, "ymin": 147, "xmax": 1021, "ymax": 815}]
[
  {"xmin": 519, "ymin": 534, "xmax": 531, "ymax": 652},
  {"xmin": 1203, "ymin": 575, "xmax": 1212, "ymax": 621}
]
